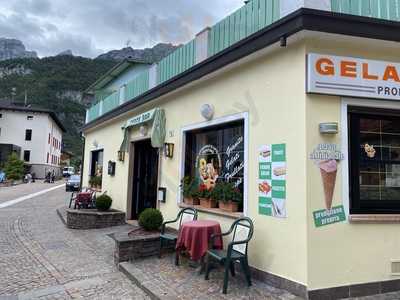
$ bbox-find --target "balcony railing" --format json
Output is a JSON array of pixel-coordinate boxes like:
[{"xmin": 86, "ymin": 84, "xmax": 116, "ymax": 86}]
[
  {"xmin": 331, "ymin": 0, "xmax": 400, "ymax": 20},
  {"xmin": 86, "ymin": 0, "xmax": 400, "ymax": 124}
]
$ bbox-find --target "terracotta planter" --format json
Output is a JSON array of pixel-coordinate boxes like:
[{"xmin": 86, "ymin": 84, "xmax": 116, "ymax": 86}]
[
  {"xmin": 199, "ymin": 198, "xmax": 217, "ymax": 208},
  {"xmin": 218, "ymin": 201, "xmax": 239, "ymax": 212},
  {"xmin": 183, "ymin": 197, "xmax": 200, "ymax": 206}
]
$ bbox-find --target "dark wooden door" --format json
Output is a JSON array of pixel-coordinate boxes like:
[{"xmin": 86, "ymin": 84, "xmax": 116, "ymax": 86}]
[{"xmin": 131, "ymin": 139, "xmax": 159, "ymax": 219}]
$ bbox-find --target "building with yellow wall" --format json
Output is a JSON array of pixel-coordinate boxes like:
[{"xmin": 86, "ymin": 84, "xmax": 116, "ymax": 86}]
[{"xmin": 82, "ymin": 1, "xmax": 400, "ymax": 298}]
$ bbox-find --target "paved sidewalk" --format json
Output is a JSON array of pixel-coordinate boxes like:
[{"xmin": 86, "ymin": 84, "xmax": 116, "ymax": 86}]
[
  {"xmin": 0, "ymin": 187, "xmax": 148, "ymax": 299},
  {"xmin": 120, "ymin": 254, "xmax": 303, "ymax": 300},
  {"xmin": 0, "ymin": 180, "xmax": 65, "ymax": 204}
]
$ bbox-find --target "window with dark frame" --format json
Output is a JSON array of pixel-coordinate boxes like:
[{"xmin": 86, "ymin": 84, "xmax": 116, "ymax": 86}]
[
  {"xmin": 27, "ymin": 115, "xmax": 33, "ymax": 120},
  {"xmin": 23, "ymin": 150, "xmax": 30, "ymax": 162},
  {"xmin": 349, "ymin": 106, "xmax": 400, "ymax": 214},
  {"xmin": 25, "ymin": 129, "xmax": 32, "ymax": 141},
  {"xmin": 184, "ymin": 120, "xmax": 245, "ymax": 211}
]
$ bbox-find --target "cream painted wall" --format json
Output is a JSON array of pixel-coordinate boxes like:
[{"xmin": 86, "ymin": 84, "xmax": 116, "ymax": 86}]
[
  {"xmin": 0, "ymin": 110, "xmax": 62, "ymax": 166},
  {"xmin": 305, "ymin": 35, "xmax": 400, "ymax": 290},
  {"xmin": 83, "ymin": 41, "xmax": 309, "ymax": 285}
]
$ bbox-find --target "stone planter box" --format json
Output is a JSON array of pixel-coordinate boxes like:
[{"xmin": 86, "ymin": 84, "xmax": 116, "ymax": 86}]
[
  {"xmin": 110, "ymin": 228, "xmax": 177, "ymax": 265},
  {"xmin": 66, "ymin": 208, "xmax": 126, "ymax": 229}
]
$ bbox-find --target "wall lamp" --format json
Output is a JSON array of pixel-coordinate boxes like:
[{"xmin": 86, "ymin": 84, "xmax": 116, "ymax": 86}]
[
  {"xmin": 117, "ymin": 150, "xmax": 125, "ymax": 162},
  {"xmin": 164, "ymin": 143, "xmax": 174, "ymax": 159}
]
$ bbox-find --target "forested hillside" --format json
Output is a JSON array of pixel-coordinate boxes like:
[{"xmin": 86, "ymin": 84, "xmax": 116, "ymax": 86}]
[{"xmin": 0, "ymin": 55, "xmax": 116, "ymax": 159}]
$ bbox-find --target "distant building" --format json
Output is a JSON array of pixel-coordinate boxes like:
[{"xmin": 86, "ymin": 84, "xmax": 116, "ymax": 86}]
[
  {"xmin": 0, "ymin": 102, "xmax": 66, "ymax": 178},
  {"xmin": 60, "ymin": 150, "xmax": 73, "ymax": 166}
]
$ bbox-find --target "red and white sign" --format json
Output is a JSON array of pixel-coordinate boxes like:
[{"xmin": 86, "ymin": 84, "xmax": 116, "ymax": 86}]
[{"xmin": 307, "ymin": 53, "xmax": 400, "ymax": 100}]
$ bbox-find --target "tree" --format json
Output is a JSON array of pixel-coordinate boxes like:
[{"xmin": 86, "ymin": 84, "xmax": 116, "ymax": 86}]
[{"xmin": 4, "ymin": 153, "xmax": 25, "ymax": 181}]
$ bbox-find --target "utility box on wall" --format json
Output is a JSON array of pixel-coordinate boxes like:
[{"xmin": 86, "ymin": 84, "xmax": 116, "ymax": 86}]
[{"xmin": 108, "ymin": 161, "xmax": 116, "ymax": 176}]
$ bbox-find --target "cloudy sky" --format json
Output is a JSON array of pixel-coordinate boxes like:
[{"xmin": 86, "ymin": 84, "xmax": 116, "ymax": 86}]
[{"xmin": 0, "ymin": 0, "xmax": 244, "ymax": 58}]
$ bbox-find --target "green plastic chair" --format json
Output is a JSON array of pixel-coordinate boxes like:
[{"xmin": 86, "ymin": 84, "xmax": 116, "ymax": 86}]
[
  {"xmin": 204, "ymin": 217, "xmax": 254, "ymax": 294},
  {"xmin": 159, "ymin": 207, "xmax": 198, "ymax": 264}
]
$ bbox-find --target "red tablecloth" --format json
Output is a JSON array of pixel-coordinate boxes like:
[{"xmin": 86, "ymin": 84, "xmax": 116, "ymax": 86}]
[
  {"xmin": 176, "ymin": 220, "xmax": 223, "ymax": 261},
  {"xmin": 77, "ymin": 192, "xmax": 92, "ymax": 203}
]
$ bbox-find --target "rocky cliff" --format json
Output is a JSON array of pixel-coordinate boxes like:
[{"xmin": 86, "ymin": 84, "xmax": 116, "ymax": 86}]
[
  {"xmin": 0, "ymin": 38, "xmax": 37, "ymax": 61},
  {"xmin": 96, "ymin": 43, "xmax": 179, "ymax": 62}
]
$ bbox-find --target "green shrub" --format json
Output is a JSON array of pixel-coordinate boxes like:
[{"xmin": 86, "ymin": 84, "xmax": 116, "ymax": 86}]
[
  {"xmin": 180, "ymin": 176, "xmax": 198, "ymax": 198},
  {"xmin": 96, "ymin": 194, "xmax": 112, "ymax": 211},
  {"xmin": 89, "ymin": 176, "xmax": 102, "ymax": 187},
  {"xmin": 4, "ymin": 153, "xmax": 24, "ymax": 181},
  {"xmin": 139, "ymin": 208, "xmax": 164, "ymax": 231}
]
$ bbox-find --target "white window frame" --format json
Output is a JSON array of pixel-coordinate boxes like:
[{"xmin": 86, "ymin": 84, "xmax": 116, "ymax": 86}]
[
  {"xmin": 178, "ymin": 112, "xmax": 249, "ymax": 216},
  {"xmin": 341, "ymin": 97, "xmax": 400, "ymax": 217}
]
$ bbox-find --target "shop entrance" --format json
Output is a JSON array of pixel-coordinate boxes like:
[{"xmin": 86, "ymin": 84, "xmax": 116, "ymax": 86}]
[{"xmin": 130, "ymin": 139, "xmax": 159, "ymax": 220}]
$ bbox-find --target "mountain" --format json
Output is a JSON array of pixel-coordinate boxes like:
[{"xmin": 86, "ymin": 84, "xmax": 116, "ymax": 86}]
[
  {"xmin": 96, "ymin": 43, "xmax": 179, "ymax": 62},
  {"xmin": 0, "ymin": 56, "xmax": 116, "ymax": 159},
  {"xmin": 56, "ymin": 49, "xmax": 73, "ymax": 57},
  {"xmin": 0, "ymin": 38, "xmax": 37, "ymax": 61},
  {"xmin": 0, "ymin": 40, "xmax": 179, "ymax": 165}
]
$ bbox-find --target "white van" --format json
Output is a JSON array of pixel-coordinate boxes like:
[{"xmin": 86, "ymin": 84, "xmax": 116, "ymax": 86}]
[{"xmin": 62, "ymin": 166, "xmax": 75, "ymax": 177}]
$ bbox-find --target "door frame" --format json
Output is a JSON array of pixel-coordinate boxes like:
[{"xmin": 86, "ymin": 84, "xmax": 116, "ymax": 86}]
[{"xmin": 126, "ymin": 137, "xmax": 161, "ymax": 220}]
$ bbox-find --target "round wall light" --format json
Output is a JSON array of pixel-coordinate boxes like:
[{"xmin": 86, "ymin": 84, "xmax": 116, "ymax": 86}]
[
  {"xmin": 200, "ymin": 104, "xmax": 214, "ymax": 121},
  {"xmin": 139, "ymin": 125, "xmax": 148, "ymax": 137}
]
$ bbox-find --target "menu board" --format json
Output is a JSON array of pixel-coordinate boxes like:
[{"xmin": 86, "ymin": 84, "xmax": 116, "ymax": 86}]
[{"xmin": 258, "ymin": 144, "xmax": 287, "ymax": 218}]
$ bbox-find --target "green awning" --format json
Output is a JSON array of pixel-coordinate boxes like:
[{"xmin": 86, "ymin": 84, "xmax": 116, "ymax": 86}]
[{"xmin": 119, "ymin": 108, "xmax": 165, "ymax": 152}]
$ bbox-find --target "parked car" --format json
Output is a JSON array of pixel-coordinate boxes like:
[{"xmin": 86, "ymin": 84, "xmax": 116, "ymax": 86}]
[
  {"xmin": 63, "ymin": 166, "xmax": 75, "ymax": 177},
  {"xmin": 66, "ymin": 175, "xmax": 81, "ymax": 191}
]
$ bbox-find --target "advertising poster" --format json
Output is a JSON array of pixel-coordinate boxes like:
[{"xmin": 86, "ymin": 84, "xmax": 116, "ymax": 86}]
[
  {"xmin": 309, "ymin": 144, "xmax": 346, "ymax": 227},
  {"xmin": 258, "ymin": 144, "xmax": 286, "ymax": 218}
]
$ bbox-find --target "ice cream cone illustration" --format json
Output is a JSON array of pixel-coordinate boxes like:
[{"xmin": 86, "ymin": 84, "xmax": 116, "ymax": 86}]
[{"xmin": 318, "ymin": 160, "xmax": 337, "ymax": 210}]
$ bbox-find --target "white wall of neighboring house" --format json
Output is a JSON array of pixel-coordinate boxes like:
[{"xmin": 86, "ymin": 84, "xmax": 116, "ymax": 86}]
[{"xmin": 0, "ymin": 109, "xmax": 63, "ymax": 178}]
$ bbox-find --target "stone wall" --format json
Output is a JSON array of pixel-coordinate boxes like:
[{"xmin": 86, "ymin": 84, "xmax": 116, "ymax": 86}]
[
  {"xmin": 66, "ymin": 209, "xmax": 126, "ymax": 229},
  {"xmin": 110, "ymin": 229, "xmax": 176, "ymax": 265}
]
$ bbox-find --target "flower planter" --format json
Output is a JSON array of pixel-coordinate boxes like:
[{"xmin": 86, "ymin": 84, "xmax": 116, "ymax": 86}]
[
  {"xmin": 184, "ymin": 197, "xmax": 200, "ymax": 206},
  {"xmin": 200, "ymin": 198, "xmax": 217, "ymax": 208},
  {"xmin": 218, "ymin": 201, "xmax": 239, "ymax": 212}
]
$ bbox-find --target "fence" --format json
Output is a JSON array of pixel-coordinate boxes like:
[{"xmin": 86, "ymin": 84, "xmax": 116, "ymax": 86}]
[{"xmin": 331, "ymin": 0, "xmax": 400, "ymax": 21}]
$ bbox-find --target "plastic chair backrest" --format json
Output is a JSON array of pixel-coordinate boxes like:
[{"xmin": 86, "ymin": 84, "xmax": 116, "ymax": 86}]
[
  {"xmin": 179, "ymin": 208, "xmax": 198, "ymax": 228},
  {"xmin": 231, "ymin": 217, "xmax": 253, "ymax": 255}
]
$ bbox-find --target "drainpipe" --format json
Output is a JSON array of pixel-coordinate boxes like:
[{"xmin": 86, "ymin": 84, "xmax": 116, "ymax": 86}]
[{"xmin": 80, "ymin": 133, "xmax": 85, "ymax": 190}]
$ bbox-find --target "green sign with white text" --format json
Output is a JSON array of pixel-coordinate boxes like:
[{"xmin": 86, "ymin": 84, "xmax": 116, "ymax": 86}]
[
  {"xmin": 258, "ymin": 144, "xmax": 287, "ymax": 218},
  {"xmin": 313, "ymin": 205, "xmax": 346, "ymax": 227}
]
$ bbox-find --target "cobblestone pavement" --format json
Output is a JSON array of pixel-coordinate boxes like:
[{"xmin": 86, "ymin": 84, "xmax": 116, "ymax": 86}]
[
  {"xmin": 0, "ymin": 187, "xmax": 149, "ymax": 299},
  {"xmin": 120, "ymin": 254, "xmax": 304, "ymax": 300},
  {"xmin": 0, "ymin": 180, "xmax": 65, "ymax": 204}
]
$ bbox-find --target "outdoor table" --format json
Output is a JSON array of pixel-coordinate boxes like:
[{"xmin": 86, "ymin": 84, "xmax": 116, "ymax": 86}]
[
  {"xmin": 176, "ymin": 220, "xmax": 223, "ymax": 262},
  {"xmin": 75, "ymin": 192, "xmax": 92, "ymax": 208}
]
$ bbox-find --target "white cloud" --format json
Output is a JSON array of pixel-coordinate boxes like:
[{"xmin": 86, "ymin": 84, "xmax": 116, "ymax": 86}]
[{"xmin": 0, "ymin": 0, "xmax": 244, "ymax": 57}]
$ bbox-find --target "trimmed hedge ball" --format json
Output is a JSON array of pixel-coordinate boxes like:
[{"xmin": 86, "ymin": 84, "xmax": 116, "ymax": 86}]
[
  {"xmin": 139, "ymin": 208, "xmax": 164, "ymax": 231},
  {"xmin": 96, "ymin": 194, "xmax": 112, "ymax": 211}
]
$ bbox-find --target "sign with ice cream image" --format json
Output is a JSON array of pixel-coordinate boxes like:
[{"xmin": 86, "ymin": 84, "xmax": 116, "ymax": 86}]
[
  {"xmin": 309, "ymin": 144, "xmax": 346, "ymax": 227},
  {"xmin": 258, "ymin": 144, "xmax": 287, "ymax": 218}
]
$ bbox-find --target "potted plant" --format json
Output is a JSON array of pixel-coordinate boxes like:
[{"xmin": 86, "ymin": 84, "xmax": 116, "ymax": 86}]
[
  {"xmin": 139, "ymin": 208, "xmax": 164, "ymax": 231},
  {"xmin": 211, "ymin": 182, "xmax": 242, "ymax": 212},
  {"xmin": 89, "ymin": 176, "xmax": 102, "ymax": 190},
  {"xmin": 198, "ymin": 183, "xmax": 216, "ymax": 208},
  {"xmin": 181, "ymin": 176, "xmax": 200, "ymax": 205},
  {"xmin": 96, "ymin": 194, "xmax": 112, "ymax": 211}
]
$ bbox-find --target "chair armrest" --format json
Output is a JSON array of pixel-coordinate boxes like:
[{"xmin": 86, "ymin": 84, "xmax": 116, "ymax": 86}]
[
  {"xmin": 161, "ymin": 218, "xmax": 179, "ymax": 234},
  {"xmin": 209, "ymin": 230, "xmax": 231, "ymax": 248}
]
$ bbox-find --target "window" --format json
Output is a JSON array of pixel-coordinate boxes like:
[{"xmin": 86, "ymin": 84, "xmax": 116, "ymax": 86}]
[
  {"xmin": 25, "ymin": 129, "xmax": 32, "ymax": 141},
  {"xmin": 47, "ymin": 152, "xmax": 49, "ymax": 163},
  {"xmin": 184, "ymin": 120, "xmax": 245, "ymax": 212},
  {"xmin": 48, "ymin": 134, "xmax": 50, "ymax": 144},
  {"xmin": 27, "ymin": 115, "xmax": 33, "ymax": 120},
  {"xmin": 349, "ymin": 106, "xmax": 400, "ymax": 214},
  {"xmin": 23, "ymin": 150, "xmax": 30, "ymax": 162},
  {"xmin": 0, "ymin": 113, "xmax": 2, "ymax": 118}
]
